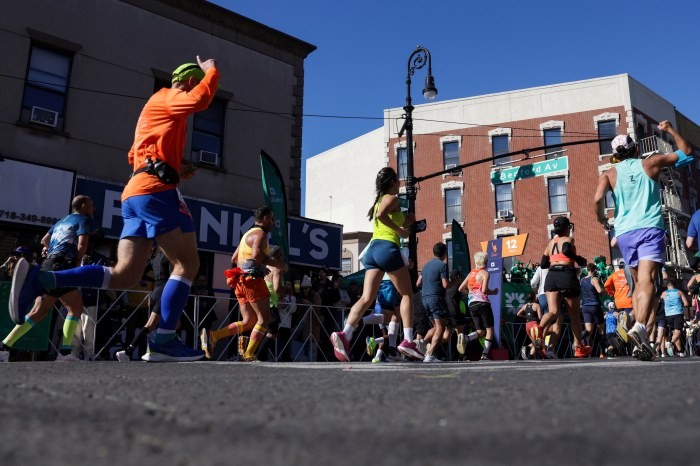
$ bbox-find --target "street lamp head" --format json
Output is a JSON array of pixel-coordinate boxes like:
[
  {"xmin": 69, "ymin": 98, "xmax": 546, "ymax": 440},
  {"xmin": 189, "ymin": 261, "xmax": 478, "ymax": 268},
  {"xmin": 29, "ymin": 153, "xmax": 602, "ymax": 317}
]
[{"xmin": 422, "ymin": 74, "xmax": 437, "ymax": 101}]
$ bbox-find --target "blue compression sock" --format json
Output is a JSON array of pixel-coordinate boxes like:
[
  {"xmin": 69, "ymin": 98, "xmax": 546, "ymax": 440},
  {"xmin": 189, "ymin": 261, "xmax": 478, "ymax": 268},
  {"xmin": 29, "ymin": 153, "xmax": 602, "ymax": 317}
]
[
  {"xmin": 158, "ymin": 275, "xmax": 192, "ymax": 333},
  {"xmin": 42, "ymin": 265, "xmax": 110, "ymax": 290}
]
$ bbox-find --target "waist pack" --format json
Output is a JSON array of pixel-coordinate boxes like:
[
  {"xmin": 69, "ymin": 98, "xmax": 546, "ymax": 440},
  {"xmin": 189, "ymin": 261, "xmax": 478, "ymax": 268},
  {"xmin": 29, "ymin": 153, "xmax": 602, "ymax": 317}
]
[{"xmin": 131, "ymin": 158, "xmax": 180, "ymax": 185}]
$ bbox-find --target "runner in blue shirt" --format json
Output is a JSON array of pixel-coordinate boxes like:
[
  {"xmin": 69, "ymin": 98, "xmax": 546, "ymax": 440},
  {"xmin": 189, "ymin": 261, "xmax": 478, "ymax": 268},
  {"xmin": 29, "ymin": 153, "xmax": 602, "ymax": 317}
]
[
  {"xmin": 660, "ymin": 280, "xmax": 689, "ymax": 357},
  {"xmin": 2, "ymin": 196, "xmax": 95, "ymax": 362}
]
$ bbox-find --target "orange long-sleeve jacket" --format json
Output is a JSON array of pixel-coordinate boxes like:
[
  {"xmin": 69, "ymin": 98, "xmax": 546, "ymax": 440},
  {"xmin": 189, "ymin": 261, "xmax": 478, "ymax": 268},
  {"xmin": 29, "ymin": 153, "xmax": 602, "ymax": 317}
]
[
  {"xmin": 604, "ymin": 269, "xmax": 633, "ymax": 310},
  {"xmin": 122, "ymin": 67, "xmax": 220, "ymax": 201}
]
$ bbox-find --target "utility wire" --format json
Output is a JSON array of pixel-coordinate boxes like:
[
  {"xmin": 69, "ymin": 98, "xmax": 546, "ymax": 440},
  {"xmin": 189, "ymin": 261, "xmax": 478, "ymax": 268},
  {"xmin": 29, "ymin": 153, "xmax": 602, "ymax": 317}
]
[{"xmin": 2, "ymin": 72, "xmax": 605, "ymax": 138}]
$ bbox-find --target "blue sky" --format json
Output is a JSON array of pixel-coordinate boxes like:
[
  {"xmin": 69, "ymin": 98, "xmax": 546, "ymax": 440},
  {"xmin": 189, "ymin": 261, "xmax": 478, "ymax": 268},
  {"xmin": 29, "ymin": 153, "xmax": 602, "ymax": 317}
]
[{"xmin": 212, "ymin": 0, "xmax": 700, "ymax": 215}]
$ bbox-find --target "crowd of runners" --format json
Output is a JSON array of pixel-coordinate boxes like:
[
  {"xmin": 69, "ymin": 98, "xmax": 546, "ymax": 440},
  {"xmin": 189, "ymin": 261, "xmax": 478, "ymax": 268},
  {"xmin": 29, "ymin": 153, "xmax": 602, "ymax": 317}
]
[{"xmin": 0, "ymin": 56, "xmax": 697, "ymax": 363}]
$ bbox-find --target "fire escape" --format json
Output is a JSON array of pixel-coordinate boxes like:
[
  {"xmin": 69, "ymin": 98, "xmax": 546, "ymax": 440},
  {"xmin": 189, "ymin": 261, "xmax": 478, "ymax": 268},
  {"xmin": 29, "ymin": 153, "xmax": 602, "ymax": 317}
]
[{"xmin": 639, "ymin": 136, "xmax": 692, "ymax": 272}]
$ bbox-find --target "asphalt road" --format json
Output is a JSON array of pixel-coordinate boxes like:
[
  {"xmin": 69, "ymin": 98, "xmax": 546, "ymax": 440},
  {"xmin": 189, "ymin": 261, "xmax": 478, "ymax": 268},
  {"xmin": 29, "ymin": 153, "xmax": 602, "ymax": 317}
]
[{"xmin": 1, "ymin": 358, "xmax": 699, "ymax": 466}]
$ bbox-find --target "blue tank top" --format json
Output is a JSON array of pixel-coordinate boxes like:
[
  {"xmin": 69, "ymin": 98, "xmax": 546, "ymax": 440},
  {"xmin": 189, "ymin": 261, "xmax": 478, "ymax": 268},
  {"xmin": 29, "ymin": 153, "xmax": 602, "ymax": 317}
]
[
  {"xmin": 580, "ymin": 276, "xmax": 601, "ymax": 306},
  {"xmin": 612, "ymin": 159, "xmax": 665, "ymax": 236},
  {"xmin": 664, "ymin": 288, "xmax": 683, "ymax": 316}
]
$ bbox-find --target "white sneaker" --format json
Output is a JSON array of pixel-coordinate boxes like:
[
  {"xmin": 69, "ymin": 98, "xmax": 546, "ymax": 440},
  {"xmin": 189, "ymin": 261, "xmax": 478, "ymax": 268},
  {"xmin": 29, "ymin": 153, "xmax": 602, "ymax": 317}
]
[
  {"xmin": 115, "ymin": 351, "xmax": 131, "ymax": 363},
  {"xmin": 457, "ymin": 333, "xmax": 466, "ymax": 355},
  {"xmin": 415, "ymin": 339, "xmax": 427, "ymax": 355},
  {"xmin": 0, "ymin": 350, "xmax": 9, "ymax": 362},
  {"xmin": 423, "ymin": 354, "xmax": 439, "ymax": 363},
  {"xmin": 56, "ymin": 353, "xmax": 83, "ymax": 362},
  {"xmin": 666, "ymin": 342, "xmax": 674, "ymax": 357}
]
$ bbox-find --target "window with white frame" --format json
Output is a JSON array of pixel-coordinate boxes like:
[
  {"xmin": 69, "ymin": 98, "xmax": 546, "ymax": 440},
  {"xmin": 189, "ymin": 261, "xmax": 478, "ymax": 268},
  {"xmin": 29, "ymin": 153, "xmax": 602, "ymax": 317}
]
[
  {"xmin": 495, "ymin": 183, "xmax": 513, "ymax": 217},
  {"xmin": 341, "ymin": 258, "xmax": 352, "ymax": 275},
  {"xmin": 605, "ymin": 189, "xmax": 615, "ymax": 209},
  {"xmin": 397, "ymin": 147, "xmax": 407, "ymax": 180},
  {"xmin": 443, "ymin": 141, "xmax": 459, "ymax": 169},
  {"xmin": 192, "ymin": 97, "xmax": 226, "ymax": 167},
  {"xmin": 548, "ymin": 177, "xmax": 568, "ymax": 213},
  {"xmin": 445, "ymin": 188, "xmax": 462, "ymax": 223},
  {"xmin": 21, "ymin": 44, "xmax": 73, "ymax": 130},
  {"xmin": 597, "ymin": 120, "xmax": 617, "ymax": 155},
  {"xmin": 543, "ymin": 129, "xmax": 562, "ymax": 160},
  {"xmin": 492, "ymin": 135, "xmax": 510, "ymax": 165}
]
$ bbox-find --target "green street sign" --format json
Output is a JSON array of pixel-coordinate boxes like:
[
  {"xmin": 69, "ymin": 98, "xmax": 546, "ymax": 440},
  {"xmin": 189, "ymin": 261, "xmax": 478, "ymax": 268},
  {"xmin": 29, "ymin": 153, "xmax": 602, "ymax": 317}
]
[{"xmin": 490, "ymin": 156, "xmax": 568, "ymax": 184}]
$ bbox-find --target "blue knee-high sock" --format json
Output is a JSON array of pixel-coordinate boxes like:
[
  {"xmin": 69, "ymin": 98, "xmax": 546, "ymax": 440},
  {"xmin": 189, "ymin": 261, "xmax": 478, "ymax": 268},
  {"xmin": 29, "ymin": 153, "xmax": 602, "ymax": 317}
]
[
  {"xmin": 40, "ymin": 266, "xmax": 111, "ymax": 290},
  {"xmin": 155, "ymin": 275, "xmax": 191, "ymax": 344}
]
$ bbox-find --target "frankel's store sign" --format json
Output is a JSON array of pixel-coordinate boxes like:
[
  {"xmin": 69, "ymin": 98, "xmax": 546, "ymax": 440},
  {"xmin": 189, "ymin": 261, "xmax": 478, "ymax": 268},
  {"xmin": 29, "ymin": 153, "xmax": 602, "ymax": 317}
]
[
  {"xmin": 0, "ymin": 159, "xmax": 75, "ymax": 227},
  {"xmin": 490, "ymin": 156, "xmax": 569, "ymax": 184},
  {"xmin": 75, "ymin": 177, "xmax": 343, "ymax": 270}
]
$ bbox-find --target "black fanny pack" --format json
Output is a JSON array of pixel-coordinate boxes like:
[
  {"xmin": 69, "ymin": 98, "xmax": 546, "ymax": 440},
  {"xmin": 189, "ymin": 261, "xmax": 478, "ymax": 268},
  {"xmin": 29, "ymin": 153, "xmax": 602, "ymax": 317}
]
[{"xmin": 131, "ymin": 158, "xmax": 180, "ymax": 185}]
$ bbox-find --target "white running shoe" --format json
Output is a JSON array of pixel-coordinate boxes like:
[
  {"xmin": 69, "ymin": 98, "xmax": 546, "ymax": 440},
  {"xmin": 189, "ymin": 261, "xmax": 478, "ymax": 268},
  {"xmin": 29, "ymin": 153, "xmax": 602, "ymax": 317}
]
[
  {"xmin": 457, "ymin": 333, "xmax": 466, "ymax": 355},
  {"xmin": 423, "ymin": 354, "xmax": 439, "ymax": 363},
  {"xmin": 115, "ymin": 351, "xmax": 131, "ymax": 362}
]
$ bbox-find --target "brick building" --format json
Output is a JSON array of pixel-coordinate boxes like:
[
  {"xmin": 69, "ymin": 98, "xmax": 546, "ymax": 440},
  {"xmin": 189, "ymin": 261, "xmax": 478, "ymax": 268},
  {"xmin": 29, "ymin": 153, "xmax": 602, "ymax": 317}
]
[{"xmin": 307, "ymin": 74, "xmax": 699, "ymax": 274}]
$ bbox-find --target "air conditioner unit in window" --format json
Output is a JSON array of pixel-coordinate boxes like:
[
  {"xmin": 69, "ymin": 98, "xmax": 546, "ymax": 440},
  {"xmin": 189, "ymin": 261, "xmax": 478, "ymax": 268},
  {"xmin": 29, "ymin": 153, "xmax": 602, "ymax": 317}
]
[
  {"xmin": 445, "ymin": 163, "xmax": 461, "ymax": 176},
  {"xmin": 497, "ymin": 209, "xmax": 513, "ymax": 219},
  {"xmin": 30, "ymin": 106, "xmax": 58, "ymax": 128},
  {"xmin": 198, "ymin": 150, "xmax": 219, "ymax": 166}
]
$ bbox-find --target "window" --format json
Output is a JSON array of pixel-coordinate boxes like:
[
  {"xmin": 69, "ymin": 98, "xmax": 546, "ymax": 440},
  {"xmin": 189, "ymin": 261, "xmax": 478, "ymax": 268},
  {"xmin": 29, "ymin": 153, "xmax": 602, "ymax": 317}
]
[
  {"xmin": 548, "ymin": 177, "xmax": 568, "ymax": 213},
  {"xmin": 605, "ymin": 189, "xmax": 615, "ymax": 209},
  {"xmin": 21, "ymin": 45, "xmax": 73, "ymax": 129},
  {"xmin": 636, "ymin": 123, "xmax": 647, "ymax": 140},
  {"xmin": 341, "ymin": 258, "xmax": 352, "ymax": 275},
  {"xmin": 495, "ymin": 183, "xmax": 513, "ymax": 216},
  {"xmin": 543, "ymin": 129, "xmax": 562, "ymax": 160},
  {"xmin": 191, "ymin": 98, "xmax": 226, "ymax": 167},
  {"xmin": 397, "ymin": 148, "xmax": 407, "ymax": 180},
  {"xmin": 446, "ymin": 239, "xmax": 453, "ymax": 272},
  {"xmin": 492, "ymin": 135, "xmax": 510, "ymax": 165},
  {"xmin": 445, "ymin": 189, "xmax": 462, "ymax": 223},
  {"xmin": 598, "ymin": 120, "xmax": 617, "ymax": 155},
  {"xmin": 443, "ymin": 141, "xmax": 459, "ymax": 169}
]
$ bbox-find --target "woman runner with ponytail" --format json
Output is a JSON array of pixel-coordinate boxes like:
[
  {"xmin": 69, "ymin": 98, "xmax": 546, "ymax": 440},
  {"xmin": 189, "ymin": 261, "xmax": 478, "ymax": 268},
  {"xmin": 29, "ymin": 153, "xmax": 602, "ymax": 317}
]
[{"xmin": 330, "ymin": 167, "xmax": 424, "ymax": 361}]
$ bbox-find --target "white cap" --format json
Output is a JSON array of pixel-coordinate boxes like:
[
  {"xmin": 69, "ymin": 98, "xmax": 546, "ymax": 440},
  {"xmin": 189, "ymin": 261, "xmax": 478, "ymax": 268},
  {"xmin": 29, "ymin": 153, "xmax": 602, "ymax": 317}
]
[
  {"xmin": 301, "ymin": 275, "xmax": 312, "ymax": 288},
  {"xmin": 611, "ymin": 134, "xmax": 635, "ymax": 153}
]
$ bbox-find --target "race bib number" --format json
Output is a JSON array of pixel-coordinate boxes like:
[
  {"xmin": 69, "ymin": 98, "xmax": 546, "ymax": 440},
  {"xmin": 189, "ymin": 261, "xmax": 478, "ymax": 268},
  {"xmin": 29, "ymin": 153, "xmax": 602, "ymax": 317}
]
[{"xmin": 176, "ymin": 188, "xmax": 192, "ymax": 218}]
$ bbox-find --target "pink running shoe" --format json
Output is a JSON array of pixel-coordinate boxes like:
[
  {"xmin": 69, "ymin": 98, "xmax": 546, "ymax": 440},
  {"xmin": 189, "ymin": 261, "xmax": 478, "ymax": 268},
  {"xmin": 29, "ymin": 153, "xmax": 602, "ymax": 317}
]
[
  {"xmin": 397, "ymin": 339, "xmax": 424, "ymax": 360},
  {"xmin": 330, "ymin": 332, "xmax": 350, "ymax": 362}
]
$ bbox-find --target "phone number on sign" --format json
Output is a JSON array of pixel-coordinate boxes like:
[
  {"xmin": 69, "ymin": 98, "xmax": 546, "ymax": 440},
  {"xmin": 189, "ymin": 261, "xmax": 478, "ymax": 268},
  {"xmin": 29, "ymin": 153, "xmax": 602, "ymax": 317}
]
[{"xmin": 0, "ymin": 210, "xmax": 59, "ymax": 225}]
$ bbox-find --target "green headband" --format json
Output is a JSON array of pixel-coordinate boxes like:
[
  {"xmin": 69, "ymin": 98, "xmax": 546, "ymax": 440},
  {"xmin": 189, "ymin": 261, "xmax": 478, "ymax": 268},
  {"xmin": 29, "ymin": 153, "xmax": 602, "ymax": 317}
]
[{"xmin": 171, "ymin": 63, "xmax": 205, "ymax": 83}]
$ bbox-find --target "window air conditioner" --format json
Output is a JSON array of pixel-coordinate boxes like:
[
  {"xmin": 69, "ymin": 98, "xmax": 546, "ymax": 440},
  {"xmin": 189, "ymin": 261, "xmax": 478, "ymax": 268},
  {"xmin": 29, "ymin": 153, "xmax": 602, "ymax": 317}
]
[
  {"xmin": 497, "ymin": 209, "xmax": 513, "ymax": 219},
  {"xmin": 198, "ymin": 150, "xmax": 219, "ymax": 166},
  {"xmin": 30, "ymin": 106, "xmax": 58, "ymax": 128},
  {"xmin": 445, "ymin": 163, "xmax": 461, "ymax": 176}
]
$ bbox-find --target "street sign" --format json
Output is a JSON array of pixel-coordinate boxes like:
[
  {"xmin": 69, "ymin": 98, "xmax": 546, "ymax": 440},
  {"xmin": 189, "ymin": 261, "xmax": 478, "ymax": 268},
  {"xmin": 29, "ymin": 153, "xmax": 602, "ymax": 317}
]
[
  {"xmin": 413, "ymin": 219, "xmax": 427, "ymax": 233},
  {"xmin": 490, "ymin": 156, "xmax": 568, "ymax": 184}
]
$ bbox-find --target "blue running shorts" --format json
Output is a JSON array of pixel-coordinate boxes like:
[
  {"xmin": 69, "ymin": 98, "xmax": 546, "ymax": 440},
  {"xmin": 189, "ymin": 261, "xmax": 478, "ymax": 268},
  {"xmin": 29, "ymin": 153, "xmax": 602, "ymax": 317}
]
[{"xmin": 121, "ymin": 189, "xmax": 195, "ymax": 239}]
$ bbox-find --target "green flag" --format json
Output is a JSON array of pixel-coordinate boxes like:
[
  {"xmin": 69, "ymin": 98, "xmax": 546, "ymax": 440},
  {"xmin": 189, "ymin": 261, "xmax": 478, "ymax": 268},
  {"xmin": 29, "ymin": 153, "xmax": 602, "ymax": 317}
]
[
  {"xmin": 260, "ymin": 150, "xmax": 289, "ymax": 261},
  {"xmin": 451, "ymin": 220, "xmax": 471, "ymax": 275}
]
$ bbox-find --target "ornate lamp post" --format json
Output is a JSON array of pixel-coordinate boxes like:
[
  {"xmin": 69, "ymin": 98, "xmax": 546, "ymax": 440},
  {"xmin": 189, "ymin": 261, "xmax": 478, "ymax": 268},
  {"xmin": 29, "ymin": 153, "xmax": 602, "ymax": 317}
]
[{"xmin": 399, "ymin": 46, "xmax": 437, "ymax": 284}]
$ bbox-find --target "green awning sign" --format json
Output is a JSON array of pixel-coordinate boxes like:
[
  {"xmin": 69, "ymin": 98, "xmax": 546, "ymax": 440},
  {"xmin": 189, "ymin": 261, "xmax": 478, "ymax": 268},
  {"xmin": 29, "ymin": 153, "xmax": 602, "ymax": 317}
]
[{"xmin": 490, "ymin": 156, "xmax": 568, "ymax": 184}]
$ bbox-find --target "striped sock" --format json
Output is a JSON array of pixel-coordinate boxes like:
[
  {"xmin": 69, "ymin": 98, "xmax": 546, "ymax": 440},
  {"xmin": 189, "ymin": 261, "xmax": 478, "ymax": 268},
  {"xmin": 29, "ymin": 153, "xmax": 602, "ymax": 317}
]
[
  {"xmin": 61, "ymin": 316, "xmax": 80, "ymax": 350},
  {"xmin": 244, "ymin": 324, "xmax": 267, "ymax": 359},
  {"xmin": 212, "ymin": 321, "xmax": 244, "ymax": 342}
]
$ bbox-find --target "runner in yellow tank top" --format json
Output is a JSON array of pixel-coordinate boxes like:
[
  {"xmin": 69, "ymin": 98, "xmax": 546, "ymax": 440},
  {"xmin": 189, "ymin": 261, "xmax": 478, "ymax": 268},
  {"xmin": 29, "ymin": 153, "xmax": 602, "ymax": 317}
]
[
  {"xmin": 330, "ymin": 167, "xmax": 426, "ymax": 362},
  {"xmin": 202, "ymin": 206, "xmax": 288, "ymax": 361}
]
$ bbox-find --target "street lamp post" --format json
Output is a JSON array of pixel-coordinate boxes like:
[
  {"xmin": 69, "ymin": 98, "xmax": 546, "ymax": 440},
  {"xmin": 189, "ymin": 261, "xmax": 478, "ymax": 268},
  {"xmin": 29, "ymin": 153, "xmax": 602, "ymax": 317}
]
[{"xmin": 400, "ymin": 46, "xmax": 437, "ymax": 285}]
